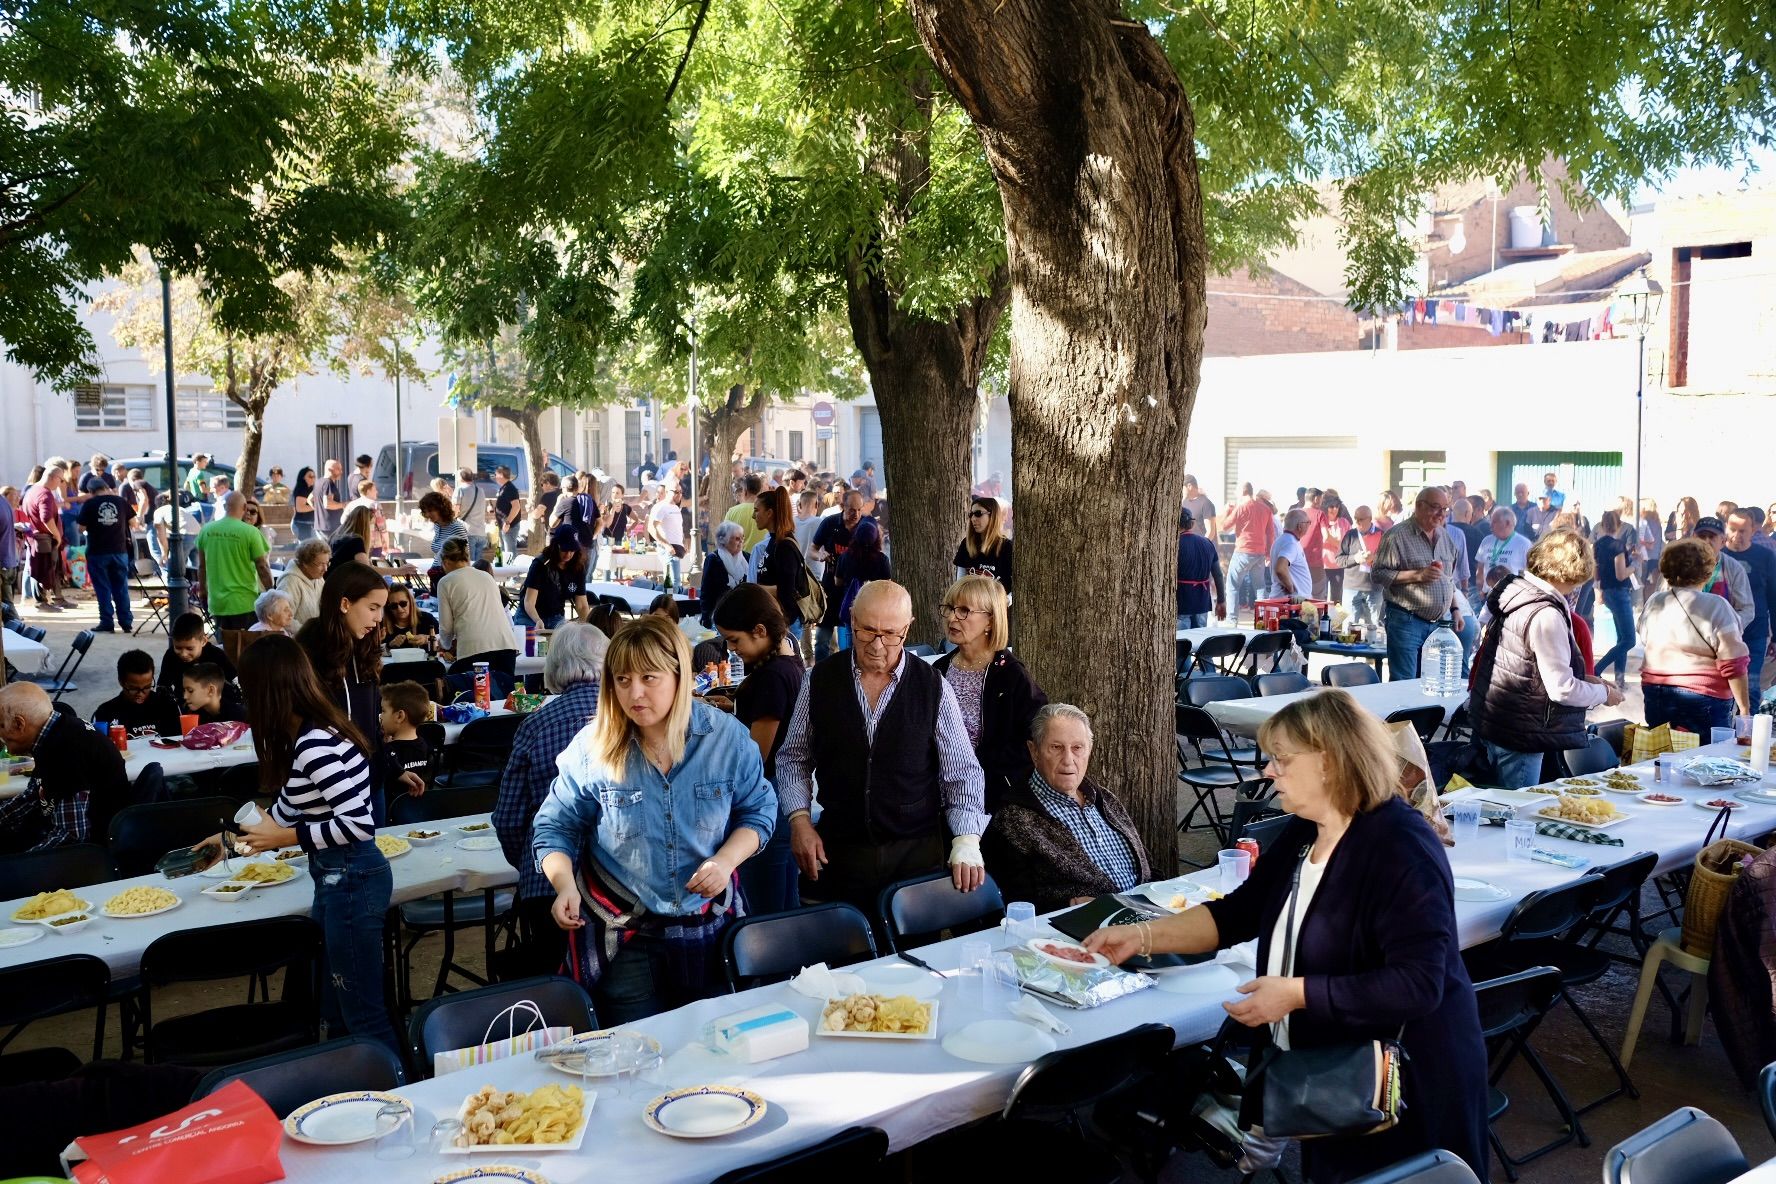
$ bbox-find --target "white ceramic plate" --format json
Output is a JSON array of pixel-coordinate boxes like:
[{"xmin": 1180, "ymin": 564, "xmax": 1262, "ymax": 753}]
[
  {"xmin": 1025, "ymin": 937, "xmax": 1109, "ymax": 971},
  {"xmin": 1452, "ymin": 877, "xmax": 1512, "ymax": 903},
  {"xmin": 442, "ymin": 1090, "xmax": 591, "ymax": 1153},
  {"xmin": 1697, "ymin": 798, "xmax": 1745, "ymax": 812},
  {"xmin": 11, "ymin": 898, "xmax": 91, "ymax": 925},
  {"xmin": 942, "ymin": 1019, "xmax": 1058, "ymax": 1065},
  {"xmin": 1150, "ymin": 962, "xmax": 1242, "ymax": 996},
  {"xmin": 1638, "ymin": 792, "xmax": 1686, "ymax": 807},
  {"xmin": 543, "ymin": 1030, "xmax": 664, "ymax": 1079},
  {"xmin": 457, "ymin": 836, "xmax": 501, "ymax": 852},
  {"xmin": 818, "ymin": 998, "xmax": 939, "ymax": 1040},
  {"xmin": 1736, "ymin": 789, "xmax": 1776, "ymax": 806},
  {"xmin": 101, "ymin": 894, "xmax": 181, "ymax": 919},
  {"xmin": 283, "ymin": 1091, "xmax": 409, "ymax": 1145},
  {"xmin": 433, "ymin": 1169, "xmax": 549, "ymax": 1184},
  {"xmin": 642, "ymin": 1086, "xmax": 767, "ymax": 1139},
  {"xmin": 374, "ymin": 836, "xmax": 412, "ymax": 859},
  {"xmin": 0, "ymin": 926, "xmax": 44, "ymax": 948},
  {"xmin": 1535, "ymin": 806, "xmax": 1630, "ymax": 830},
  {"xmin": 225, "ymin": 863, "xmax": 301, "ymax": 889},
  {"xmin": 854, "ymin": 963, "xmax": 943, "ymax": 1001}
]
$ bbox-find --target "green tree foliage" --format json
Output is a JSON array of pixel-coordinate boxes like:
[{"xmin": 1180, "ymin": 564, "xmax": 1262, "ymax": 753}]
[{"xmin": 0, "ymin": 3, "xmax": 418, "ymax": 387}]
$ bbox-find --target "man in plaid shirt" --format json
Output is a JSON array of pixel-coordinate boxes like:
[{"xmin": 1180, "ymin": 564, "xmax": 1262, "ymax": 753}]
[{"xmin": 0, "ymin": 683, "xmax": 130, "ymax": 853}]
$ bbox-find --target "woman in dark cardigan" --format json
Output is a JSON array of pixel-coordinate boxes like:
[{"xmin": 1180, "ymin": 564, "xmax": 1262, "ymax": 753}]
[
  {"xmin": 932, "ymin": 575, "xmax": 1047, "ymax": 811},
  {"xmin": 1086, "ymin": 690, "xmax": 1488, "ymax": 1184}
]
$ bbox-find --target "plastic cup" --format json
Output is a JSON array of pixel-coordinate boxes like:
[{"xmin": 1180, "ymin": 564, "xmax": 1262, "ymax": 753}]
[
  {"xmin": 1504, "ymin": 819, "xmax": 1536, "ymax": 862},
  {"xmin": 178, "ymin": 713, "xmax": 198, "ymax": 735},
  {"xmin": 1450, "ymin": 799, "xmax": 1481, "ymax": 845},
  {"xmin": 982, "ymin": 951, "xmax": 1020, "ymax": 1012},
  {"xmin": 371, "ymin": 1102, "xmax": 415, "ymax": 1160},
  {"xmin": 1217, "ymin": 848, "xmax": 1252, "ymax": 892},
  {"xmin": 1735, "ymin": 715, "xmax": 1754, "ymax": 745},
  {"xmin": 234, "ymin": 802, "xmax": 263, "ymax": 827},
  {"xmin": 1005, "ymin": 901, "xmax": 1036, "ymax": 941},
  {"xmin": 1711, "ymin": 727, "xmax": 1735, "ymax": 747},
  {"xmin": 958, "ymin": 939, "xmax": 992, "ymax": 981}
]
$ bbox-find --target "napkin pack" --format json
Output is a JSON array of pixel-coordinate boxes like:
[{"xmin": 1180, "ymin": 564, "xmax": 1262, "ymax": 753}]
[{"xmin": 703, "ymin": 1005, "xmax": 809, "ymax": 1063}]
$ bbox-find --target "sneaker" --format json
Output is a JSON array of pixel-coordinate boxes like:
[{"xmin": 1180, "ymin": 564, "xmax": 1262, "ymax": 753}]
[{"xmin": 54, "ymin": 598, "xmax": 76, "ymax": 609}]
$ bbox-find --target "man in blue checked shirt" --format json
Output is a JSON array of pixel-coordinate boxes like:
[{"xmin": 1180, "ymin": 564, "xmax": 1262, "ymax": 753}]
[
  {"xmin": 0, "ymin": 683, "xmax": 129, "ymax": 853},
  {"xmin": 492, "ymin": 623, "xmax": 607, "ymax": 976}
]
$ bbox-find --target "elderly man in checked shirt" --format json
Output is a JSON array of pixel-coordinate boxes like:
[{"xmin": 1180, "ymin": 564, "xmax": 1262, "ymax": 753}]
[
  {"xmin": 774, "ymin": 580, "xmax": 990, "ymax": 917},
  {"xmin": 1372, "ymin": 486, "xmax": 1472, "ymax": 681},
  {"xmin": 0, "ymin": 683, "xmax": 129, "ymax": 853}
]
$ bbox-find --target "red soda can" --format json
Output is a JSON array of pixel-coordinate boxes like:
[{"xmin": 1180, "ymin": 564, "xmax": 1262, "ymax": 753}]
[
  {"xmin": 109, "ymin": 724, "xmax": 129, "ymax": 754},
  {"xmin": 1235, "ymin": 837, "xmax": 1261, "ymax": 866}
]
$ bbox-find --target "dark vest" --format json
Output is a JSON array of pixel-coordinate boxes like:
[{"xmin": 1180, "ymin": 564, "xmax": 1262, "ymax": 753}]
[
  {"xmin": 807, "ymin": 652, "xmax": 944, "ymax": 843},
  {"xmin": 1472, "ymin": 575, "xmax": 1589, "ymax": 753}
]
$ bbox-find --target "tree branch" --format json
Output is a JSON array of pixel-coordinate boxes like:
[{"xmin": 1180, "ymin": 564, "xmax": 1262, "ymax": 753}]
[{"xmin": 660, "ymin": 0, "xmax": 711, "ymax": 113}]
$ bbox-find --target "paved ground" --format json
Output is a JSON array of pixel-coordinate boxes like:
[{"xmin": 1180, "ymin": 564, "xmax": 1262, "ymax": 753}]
[{"xmin": 7, "ymin": 591, "xmax": 1774, "ymax": 1179}]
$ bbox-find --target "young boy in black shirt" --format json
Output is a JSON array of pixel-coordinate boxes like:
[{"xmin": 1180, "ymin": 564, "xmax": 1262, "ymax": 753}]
[
  {"xmin": 379, "ymin": 681, "xmax": 433, "ymax": 805},
  {"xmin": 92, "ymin": 649, "xmax": 182, "ymax": 738},
  {"xmin": 158, "ymin": 612, "xmax": 236, "ymax": 695},
  {"xmin": 181, "ymin": 663, "xmax": 247, "ymax": 724}
]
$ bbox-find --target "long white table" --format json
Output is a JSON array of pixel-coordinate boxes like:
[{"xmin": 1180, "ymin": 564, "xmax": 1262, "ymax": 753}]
[
  {"xmin": 1, "ymin": 631, "xmax": 50, "ymax": 673},
  {"xmin": 1205, "ymin": 679, "xmax": 1465, "ymax": 737},
  {"xmin": 0, "ymin": 814, "xmax": 512, "ymax": 980}
]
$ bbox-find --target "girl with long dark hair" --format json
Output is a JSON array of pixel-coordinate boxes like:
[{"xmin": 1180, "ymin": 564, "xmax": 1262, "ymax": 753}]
[
  {"xmin": 231, "ymin": 634, "xmax": 400, "ymax": 1055},
  {"xmin": 291, "ymin": 466, "xmax": 317, "ymax": 541},
  {"xmin": 751, "ymin": 487, "xmax": 807, "ymax": 637},
  {"xmin": 955, "ymin": 495, "xmax": 1013, "ymax": 594},
  {"xmin": 518, "ymin": 527, "xmax": 590, "ymax": 629}
]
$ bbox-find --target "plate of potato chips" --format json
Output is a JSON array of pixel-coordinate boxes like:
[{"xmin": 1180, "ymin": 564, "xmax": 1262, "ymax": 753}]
[
  {"xmin": 101, "ymin": 886, "xmax": 182, "ymax": 918},
  {"xmin": 445, "ymin": 1083, "xmax": 589, "ymax": 1153},
  {"xmin": 11, "ymin": 889, "xmax": 92, "ymax": 924},
  {"xmin": 817, "ymin": 993, "xmax": 939, "ymax": 1039},
  {"xmin": 225, "ymin": 861, "xmax": 299, "ymax": 888}
]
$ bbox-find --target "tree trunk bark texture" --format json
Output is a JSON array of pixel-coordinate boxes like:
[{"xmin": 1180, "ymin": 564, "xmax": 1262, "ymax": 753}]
[
  {"xmin": 494, "ymin": 404, "xmax": 547, "ymax": 503},
  {"xmin": 846, "ymin": 258, "xmax": 1006, "ymax": 649},
  {"xmin": 702, "ymin": 383, "xmax": 767, "ymax": 531},
  {"xmin": 910, "ymin": 0, "xmax": 1207, "ymax": 871}
]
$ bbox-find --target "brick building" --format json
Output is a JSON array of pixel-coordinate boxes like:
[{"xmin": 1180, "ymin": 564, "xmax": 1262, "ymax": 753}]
[{"xmin": 1203, "ymin": 265, "xmax": 1358, "ymax": 356}]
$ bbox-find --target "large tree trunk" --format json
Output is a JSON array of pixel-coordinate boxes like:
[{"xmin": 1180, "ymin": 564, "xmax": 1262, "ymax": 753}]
[
  {"xmin": 911, "ymin": 0, "xmax": 1206, "ymax": 871},
  {"xmin": 493, "ymin": 403, "xmax": 547, "ymax": 500},
  {"xmin": 847, "ymin": 258, "xmax": 1007, "ymax": 649},
  {"xmin": 222, "ymin": 343, "xmax": 271, "ymax": 489},
  {"xmin": 701, "ymin": 383, "xmax": 767, "ymax": 533}
]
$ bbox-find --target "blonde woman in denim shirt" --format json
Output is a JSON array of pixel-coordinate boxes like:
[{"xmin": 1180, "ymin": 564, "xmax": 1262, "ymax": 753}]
[{"xmin": 533, "ymin": 615, "xmax": 776, "ymax": 1022}]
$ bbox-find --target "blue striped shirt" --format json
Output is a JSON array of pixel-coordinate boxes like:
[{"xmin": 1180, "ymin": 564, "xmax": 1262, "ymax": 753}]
[
  {"xmin": 493, "ymin": 680, "xmax": 601, "ymax": 899},
  {"xmin": 431, "ymin": 519, "xmax": 469, "ymax": 566},
  {"xmin": 269, "ymin": 725, "xmax": 377, "ymax": 850},
  {"xmin": 1029, "ymin": 771, "xmax": 1139, "ymax": 892}
]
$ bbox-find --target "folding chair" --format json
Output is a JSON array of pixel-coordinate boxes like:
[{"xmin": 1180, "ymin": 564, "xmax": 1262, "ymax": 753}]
[
  {"xmin": 1473, "ymin": 966, "xmax": 1579, "ymax": 1178},
  {"xmin": 192, "ymin": 1036, "xmax": 406, "ymax": 1116},
  {"xmin": 1386, "ymin": 705, "xmax": 1446, "ymax": 746},
  {"xmin": 723, "ymin": 903, "xmax": 876, "ymax": 991},
  {"xmin": 713, "ymin": 1126, "xmax": 890, "ymax": 1184},
  {"xmin": 1236, "ymin": 631, "xmax": 1292, "ymax": 677},
  {"xmin": 1601, "ymin": 1107, "xmax": 1746, "ymax": 1184},
  {"xmin": 19, "ymin": 628, "xmax": 94, "ymax": 698},
  {"xmin": 131, "ymin": 556, "xmax": 171, "ymax": 636},
  {"xmin": 1255, "ymin": 671, "xmax": 1310, "ymax": 697},
  {"xmin": 408, "ymin": 977, "xmax": 595, "ymax": 1078},
  {"xmin": 1175, "ymin": 705, "xmax": 1258, "ymax": 850},
  {"xmin": 1322, "ymin": 661, "xmax": 1380, "ymax": 688},
  {"xmin": 877, "ymin": 870, "xmax": 1005, "ymax": 953},
  {"xmin": 1348, "ymin": 1150, "xmax": 1481, "ymax": 1184},
  {"xmin": 1559, "ymin": 736, "xmax": 1619, "ymax": 777},
  {"xmin": 1190, "ymin": 633, "xmax": 1244, "ymax": 676}
]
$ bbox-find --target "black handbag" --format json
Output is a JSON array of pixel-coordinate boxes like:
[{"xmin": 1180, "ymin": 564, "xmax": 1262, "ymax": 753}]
[{"xmin": 1242, "ymin": 845, "xmax": 1407, "ymax": 1140}]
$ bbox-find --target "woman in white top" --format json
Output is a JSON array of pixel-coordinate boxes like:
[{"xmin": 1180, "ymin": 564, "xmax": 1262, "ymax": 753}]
[
  {"xmin": 276, "ymin": 539, "xmax": 330, "ymax": 628},
  {"xmin": 230, "ymin": 634, "xmax": 401, "ymax": 1056},
  {"xmin": 1085, "ymin": 691, "xmax": 1487, "ymax": 1182},
  {"xmin": 435, "ymin": 537, "xmax": 516, "ymax": 661}
]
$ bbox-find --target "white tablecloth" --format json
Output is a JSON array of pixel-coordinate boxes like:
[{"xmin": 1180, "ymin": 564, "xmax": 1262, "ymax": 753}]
[
  {"xmin": 603, "ymin": 551, "xmax": 667, "ymax": 576},
  {"xmin": 1204, "ymin": 680, "xmax": 1465, "ymax": 737},
  {"xmin": 0, "ymin": 815, "xmax": 510, "ymax": 979},
  {"xmin": 1176, "ymin": 625, "xmax": 1258, "ymax": 646},
  {"xmin": 1, "ymin": 631, "xmax": 50, "ymax": 672}
]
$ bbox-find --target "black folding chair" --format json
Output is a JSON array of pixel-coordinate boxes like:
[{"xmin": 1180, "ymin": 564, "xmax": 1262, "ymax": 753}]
[
  {"xmin": 138, "ymin": 916, "xmax": 322, "ymax": 1066},
  {"xmin": 1255, "ymin": 671, "xmax": 1310, "ymax": 697},
  {"xmin": 1472, "ymin": 966, "xmax": 1578, "ymax": 1178},
  {"xmin": 1174, "ymin": 638, "xmax": 1195, "ymax": 695},
  {"xmin": 1348, "ymin": 1149, "xmax": 1481, "ymax": 1184},
  {"xmin": 1322, "ymin": 661, "xmax": 1379, "ymax": 688},
  {"xmin": 0, "ymin": 954, "xmax": 109, "ymax": 1086},
  {"xmin": 107, "ymin": 796, "xmax": 238, "ymax": 877},
  {"xmin": 1560, "ymin": 736, "xmax": 1619, "ymax": 777},
  {"xmin": 192, "ymin": 1035, "xmax": 407, "ymax": 1116},
  {"xmin": 877, "ymin": 870, "xmax": 1005, "ymax": 953},
  {"xmin": 723, "ymin": 903, "xmax": 876, "ymax": 991},
  {"xmin": 0, "ymin": 843, "xmax": 114, "ymax": 899},
  {"xmin": 1175, "ymin": 705, "xmax": 1260, "ymax": 850},
  {"xmin": 447, "ymin": 650, "xmax": 518, "ymax": 678},
  {"xmin": 408, "ymin": 976, "xmax": 595, "ymax": 1078},
  {"xmin": 712, "ymin": 1126, "xmax": 890, "ymax": 1184},
  {"xmin": 1601, "ymin": 1107, "xmax": 1747, "ymax": 1184},
  {"xmin": 1190, "ymin": 633, "xmax": 1244, "ymax": 677},
  {"xmin": 131, "ymin": 760, "xmax": 168, "ymax": 804},
  {"xmin": 1226, "ymin": 804, "xmax": 1291, "ymax": 855},
  {"xmin": 1386, "ymin": 705, "xmax": 1446, "ymax": 746},
  {"xmin": 436, "ymin": 712, "xmax": 524, "ymax": 790},
  {"xmin": 1236, "ymin": 631, "xmax": 1292, "ymax": 677},
  {"xmin": 20, "ymin": 628, "xmax": 94, "ymax": 698},
  {"xmin": 1590, "ymin": 719, "xmax": 1629, "ymax": 761},
  {"xmin": 132, "ymin": 557, "xmax": 171, "ymax": 636}
]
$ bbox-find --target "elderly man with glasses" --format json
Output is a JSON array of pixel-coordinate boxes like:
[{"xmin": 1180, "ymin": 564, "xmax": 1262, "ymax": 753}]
[
  {"xmin": 774, "ymin": 580, "xmax": 990, "ymax": 917},
  {"xmin": 1372, "ymin": 486, "xmax": 1469, "ymax": 680}
]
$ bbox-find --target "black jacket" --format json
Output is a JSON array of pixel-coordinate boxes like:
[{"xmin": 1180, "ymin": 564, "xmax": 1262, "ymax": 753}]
[{"xmin": 931, "ymin": 648, "xmax": 1047, "ymax": 812}]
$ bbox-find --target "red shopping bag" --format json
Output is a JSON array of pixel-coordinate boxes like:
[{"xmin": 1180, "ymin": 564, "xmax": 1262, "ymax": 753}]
[{"xmin": 64, "ymin": 1079, "xmax": 284, "ymax": 1184}]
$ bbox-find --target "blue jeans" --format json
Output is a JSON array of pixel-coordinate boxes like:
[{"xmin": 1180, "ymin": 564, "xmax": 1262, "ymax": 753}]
[
  {"xmin": 1348, "ymin": 589, "xmax": 1378, "ymax": 626},
  {"xmin": 1644, "ymin": 683, "xmax": 1733, "ymax": 738},
  {"xmin": 467, "ymin": 536, "xmax": 485, "ymax": 565},
  {"xmin": 815, "ymin": 624, "xmax": 838, "ymax": 661},
  {"xmin": 738, "ymin": 813, "xmax": 800, "ymax": 918},
  {"xmin": 1177, "ymin": 613, "xmax": 1209, "ymax": 630},
  {"xmin": 87, "ymin": 551, "xmax": 132, "ymax": 630},
  {"xmin": 1226, "ymin": 551, "xmax": 1268, "ymax": 616},
  {"xmin": 1482, "ymin": 740, "xmax": 1547, "ymax": 789},
  {"xmin": 1454, "ymin": 611, "xmax": 1477, "ymax": 677},
  {"xmin": 1745, "ymin": 622, "xmax": 1769, "ymax": 695},
  {"xmin": 513, "ymin": 608, "xmax": 564, "ymax": 630},
  {"xmin": 1596, "ymin": 587, "xmax": 1637, "ymax": 678},
  {"xmin": 292, "ymin": 518, "xmax": 315, "ymax": 541},
  {"xmin": 308, "ymin": 841, "xmax": 400, "ymax": 1057},
  {"xmin": 1385, "ymin": 604, "xmax": 1440, "ymax": 680}
]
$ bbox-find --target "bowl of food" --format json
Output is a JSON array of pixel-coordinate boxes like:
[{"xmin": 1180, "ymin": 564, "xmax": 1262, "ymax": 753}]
[
  {"xmin": 456, "ymin": 821, "xmax": 493, "ymax": 835},
  {"xmin": 228, "ymin": 862, "xmax": 298, "ymax": 887},
  {"xmin": 201, "ymin": 882, "xmax": 255, "ymax": 901},
  {"xmin": 45, "ymin": 913, "xmax": 94, "ymax": 934},
  {"xmin": 273, "ymin": 848, "xmax": 308, "ymax": 864},
  {"xmin": 405, "ymin": 829, "xmax": 443, "ymax": 845}
]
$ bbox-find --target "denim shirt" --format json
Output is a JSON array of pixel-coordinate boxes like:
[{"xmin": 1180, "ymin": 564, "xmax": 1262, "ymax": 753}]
[{"xmin": 532, "ymin": 700, "xmax": 778, "ymax": 916}]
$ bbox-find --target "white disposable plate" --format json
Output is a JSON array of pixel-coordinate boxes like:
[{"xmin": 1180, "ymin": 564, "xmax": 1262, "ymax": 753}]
[
  {"xmin": 1026, "ymin": 936, "xmax": 1109, "ymax": 971},
  {"xmin": 1598, "ymin": 779, "xmax": 1646, "ymax": 795},
  {"xmin": 1697, "ymin": 798, "xmax": 1744, "ymax": 811},
  {"xmin": 818, "ymin": 998, "xmax": 939, "ymax": 1040},
  {"xmin": 433, "ymin": 1169, "xmax": 549, "ymax": 1184},
  {"xmin": 11, "ymin": 898, "xmax": 91, "ymax": 925},
  {"xmin": 1452, "ymin": 877, "xmax": 1512, "ymax": 903},
  {"xmin": 642, "ymin": 1086, "xmax": 766, "ymax": 1139},
  {"xmin": 543, "ymin": 1030, "xmax": 664, "ymax": 1079},
  {"xmin": 283, "ymin": 1091, "xmax": 409, "ymax": 1145},
  {"xmin": 0, "ymin": 926, "xmax": 44, "ymax": 947},
  {"xmin": 1150, "ymin": 962, "xmax": 1242, "ymax": 996},
  {"xmin": 1638, "ymin": 792, "xmax": 1686, "ymax": 807},
  {"xmin": 942, "ymin": 1019, "xmax": 1058, "ymax": 1065},
  {"xmin": 1736, "ymin": 789, "xmax": 1776, "ymax": 806},
  {"xmin": 403, "ymin": 830, "xmax": 445, "ymax": 845},
  {"xmin": 854, "ymin": 963, "xmax": 943, "ymax": 1001},
  {"xmin": 457, "ymin": 836, "xmax": 501, "ymax": 852},
  {"xmin": 199, "ymin": 860, "xmax": 245, "ymax": 879},
  {"xmin": 101, "ymin": 894, "xmax": 181, "ymax": 919},
  {"xmin": 1535, "ymin": 806, "xmax": 1630, "ymax": 831}
]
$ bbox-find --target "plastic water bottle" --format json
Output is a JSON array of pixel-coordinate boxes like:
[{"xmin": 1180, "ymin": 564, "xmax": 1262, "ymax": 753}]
[
  {"xmin": 1419, "ymin": 621, "xmax": 1464, "ymax": 696},
  {"xmin": 727, "ymin": 650, "xmax": 745, "ymax": 687}
]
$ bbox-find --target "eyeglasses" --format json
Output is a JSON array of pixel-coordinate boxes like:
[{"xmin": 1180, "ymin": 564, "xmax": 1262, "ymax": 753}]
[
  {"xmin": 939, "ymin": 603, "xmax": 985, "ymax": 620},
  {"xmin": 853, "ymin": 625, "xmax": 909, "ymax": 647}
]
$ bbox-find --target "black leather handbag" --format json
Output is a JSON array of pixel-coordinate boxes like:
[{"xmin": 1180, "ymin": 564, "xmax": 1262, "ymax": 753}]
[{"xmin": 1242, "ymin": 845, "xmax": 1407, "ymax": 1140}]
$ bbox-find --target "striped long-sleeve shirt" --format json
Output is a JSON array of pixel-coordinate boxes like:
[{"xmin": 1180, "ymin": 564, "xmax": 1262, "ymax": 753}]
[{"xmin": 269, "ymin": 725, "xmax": 377, "ymax": 851}]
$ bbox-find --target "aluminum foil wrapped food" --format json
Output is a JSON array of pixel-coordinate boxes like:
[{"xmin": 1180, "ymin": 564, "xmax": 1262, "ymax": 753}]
[
  {"xmin": 1008, "ymin": 946, "xmax": 1154, "ymax": 1009},
  {"xmin": 1679, "ymin": 756, "xmax": 1762, "ymax": 787}
]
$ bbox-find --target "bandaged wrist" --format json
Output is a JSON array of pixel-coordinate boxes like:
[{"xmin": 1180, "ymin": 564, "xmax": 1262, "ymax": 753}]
[{"xmin": 948, "ymin": 834, "xmax": 983, "ymax": 866}]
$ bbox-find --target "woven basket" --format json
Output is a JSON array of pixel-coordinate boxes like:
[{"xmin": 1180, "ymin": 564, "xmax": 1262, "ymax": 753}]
[{"xmin": 1682, "ymin": 837, "xmax": 1761, "ymax": 957}]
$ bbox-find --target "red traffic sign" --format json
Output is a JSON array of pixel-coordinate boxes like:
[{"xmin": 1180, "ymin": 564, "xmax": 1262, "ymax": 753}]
[{"xmin": 811, "ymin": 401, "xmax": 835, "ymax": 427}]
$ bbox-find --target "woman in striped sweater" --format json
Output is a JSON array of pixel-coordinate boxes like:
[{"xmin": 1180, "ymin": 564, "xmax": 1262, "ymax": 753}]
[{"xmin": 233, "ymin": 634, "xmax": 400, "ymax": 1056}]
